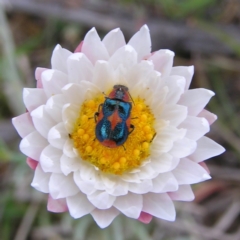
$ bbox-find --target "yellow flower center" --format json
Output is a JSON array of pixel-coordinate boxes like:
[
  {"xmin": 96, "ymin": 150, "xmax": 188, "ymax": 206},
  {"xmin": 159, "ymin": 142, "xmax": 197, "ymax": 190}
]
[{"xmin": 71, "ymin": 91, "xmax": 155, "ymax": 175}]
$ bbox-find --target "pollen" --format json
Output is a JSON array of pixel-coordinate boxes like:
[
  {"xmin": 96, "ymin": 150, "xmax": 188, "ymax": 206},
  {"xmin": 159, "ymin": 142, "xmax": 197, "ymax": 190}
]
[
  {"xmin": 113, "ymin": 162, "xmax": 120, "ymax": 170},
  {"xmin": 140, "ymin": 114, "xmax": 147, "ymax": 122},
  {"xmin": 71, "ymin": 89, "xmax": 156, "ymax": 175},
  {"xmin": 78, "ymin": 129, "xmax": 85, "ymax": 135},
  {"xmin": 133, "ymin": 149, "xmax": 140, "ymax": 157},
  {"xmin": 143, "ymin": 125, "xmax": 151, "ymax": 133},
  {"xmin": 85, "ymin": 145, "xmax": 92, "ymax": 153},
  {"xmin": 119, "ymin": 157, "xmax": 126, "ymax": 164},
  {"xmin": 142, "ymin": 142, "xmax": 149, "ymax": 149},
  {"xmin": 100, "ymin": 157, "xmax": 107, "ymax": 164},
  {"xmin": 82, "ymin": 134, "xmax": 89, "ymax": 141}
]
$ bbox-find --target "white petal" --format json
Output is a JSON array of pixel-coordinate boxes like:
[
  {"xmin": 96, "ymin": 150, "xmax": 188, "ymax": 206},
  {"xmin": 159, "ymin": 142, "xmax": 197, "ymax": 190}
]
[
  {"xmin": 150, "ymin": 87, "xmax": 169, "ymax": 119},
  {"xmin": 78, "ymin": 80, "xmax": 102, "ymax": 100},
  {"xmin": 49, "ymin": 173, "xmax": 79, "ymax": 199},
  {"xmin": 114, "ymin": 192, "xmax": 142, "ymax": 218},
  {"xmin": 109, "ymin": 45, "xmax": 137, "ymax": 70},
  {"xmin": 172, "ymin": 158, "xmax": 211, "ymax": 184},
  {"xmin": 100, "ymin": 174, "xmax": 117, "ymax": 189},
  {"xmin": 45, "ymin": 94, "xmax": 66, "ymax": 122},
  {"xmin": 128, "ymin": 179, "xmax": 153, "ymax": 194},
  {"xmin": 128, "ymin": 25, "xmax": 151, "ymax": 61},
  {"xmin": 40, "ymin": 145, "xmax": 62, "ymax": 173},
  {"xmin": 136, "ymin": 163, "xmax": 158, "ymax": 180},
  {"xmin": 23, "ymin": 88, "xmax": 47, "ymax": 112},
  {"xmin": 165, "ymin": 76, "xmax": 186, "ymax": 104},
  {"xmin": 87, "ymin": 191, "xmax": 116, "ymax": 209},
  {"xmin": 62, "ymin": 103, "xmax": 79, "ymax": 133},
  {"xmin": 142, "ymin": 193, "xmax": 176, "ymax": 221},
  {"xmin": 150, "ymin": 154, "xmax": 179, "ymax": 173},
  {"xmin": 189, "ymin": 136, "xmax": 225, "ymax": 162},
  {"xmin": 51, "ymin": 44, "xmax": 72, "ymax": 73},
  {"xmin": 12, "ymin": 112, "xmax": 35, "ymax": 138},
  {"xmin": 106, "ymin": 179, "xmax": 128, "ymax": 196},
  {"xmin": 79, "ymin": 162, "xmax": 97, "ymax": 182},
  {"xmin": 161, "ymin": 104, "xmax": 188, "ymax": 126},
  {"xmin": 73, "ymin": 171, "xmax": 96, "ymax": 195},
  {"xmin": 130, "ymin": 80, "xmax": 155, "ymax": 106},
  {"xmin": 67, "ymin": 192, "xmax": 95, "ymax": 218},
  {"xmin": 42, "ymin": 70, "xmax": 68, "ymax": 98},
  {"xmin": 61, "ymin": 83, "xmax": 85, "ymax": 105},
  {"xmin": 63, "ymin": 139, "xmax": 77, "ymax": 158},
  {"xmin": 61, "ymin": 155, "xmax": 81, "ymax": 176},
  {"xmin": 31, "ymin": 165, "xmax": 50, "ymax": 193},
  {"xmin": 20, "ymin": 131, "xmax": 48, "ymax": 160},
  {"xmin": 120, "ymin": 172, "xmax": 142, "ymax": 183},
  {"xmin": 151, "ymin": 126, "xmax": 186, "ymax": 155},
  {"xmin": 127, "ymin": 60, "xmax": 155, "ymax": 87},
  {"xmin": 198, "ymin": 109, "xmax": 217, "ymax": 125},
  {"xmin": 178, "ymin": 88, "xmax": 215, "ymax": 116},
  {"xmin": 102, "ymin": 28, "xmax": 126, "ymax": 56},
  {"xmin": 148, "ymin": 49, "xmax": 174, "ymax": 77},
  {"xmin": 152, "ymin": 172, "xmax": 178, "ymax": 193},
  {"xmin": 91, "ymin": 207, "xmax": 119, "ymax": 229},
  {"xmin": 67, "ymin": 53, "xmax": 93, "ymax": 84},
  {"xmin": 92, "ymin": 61, "xmax": 116, "ymax": 92},
  {"xmin": 170, "ymin": 66, "xmax": 194, "ymax": 90},
  {"xmin": 47, "ymin": 195, "xmax": 68, "ymax": 213},
  {"xmin": 82, "ymin": 28, "xmax": 109, "ymax": 64},
  {"xmin": 48, "ymin": 122, "xmax": 68, "ymax": 149},
  {"xmin": 63, "ymin": 81, "xmax": 100, "ymax": 107},
  {"xmin": 168, "ymin": 185, "xmax": 194, "ymax": 201},
  {"xmin": 170, "ymin": 137, "xmax": 197, "ymax": 158},
  {"xmin": 31, "ymin": 105, "xmax": 55, "ymax": 138},
  {"xmin": 179, "ymin": 116, "xmax": 210, "ymax": 141}
]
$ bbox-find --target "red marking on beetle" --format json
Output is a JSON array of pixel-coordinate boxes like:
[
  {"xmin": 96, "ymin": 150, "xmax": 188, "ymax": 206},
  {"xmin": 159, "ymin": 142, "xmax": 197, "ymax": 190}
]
[
  {"xmin": 97, "ymin": 109, "xmax": 104, "ymax": 122},
  {"xmin": 126, "ymin": 116, "xmax": 131, "ymax": 131},
  {"xmin": 102, "ymin": 139, "xmax": 118, "ymax": 148},
  {"xmin": 107, "ymin": 110, "xmax": 122, "ymax": 130}
]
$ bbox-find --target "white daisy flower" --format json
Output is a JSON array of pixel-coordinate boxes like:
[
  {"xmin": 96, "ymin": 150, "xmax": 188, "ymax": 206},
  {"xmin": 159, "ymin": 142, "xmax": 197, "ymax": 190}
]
[{"xmin": 12, "ymin": 25, "xmax": 225, "ymax": 228}]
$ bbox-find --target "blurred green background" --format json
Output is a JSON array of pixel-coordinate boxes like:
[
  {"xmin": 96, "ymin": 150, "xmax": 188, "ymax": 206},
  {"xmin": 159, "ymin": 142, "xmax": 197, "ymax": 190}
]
[{"xmin": 0, "ymin": 0, "xmax": 240, "ymax": 239}]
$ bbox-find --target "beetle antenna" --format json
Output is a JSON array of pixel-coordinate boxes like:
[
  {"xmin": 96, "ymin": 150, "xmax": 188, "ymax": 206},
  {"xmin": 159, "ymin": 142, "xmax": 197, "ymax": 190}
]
[{"xmin": 128, "ymin": 92, "xmax": 135, "ymax": 105}]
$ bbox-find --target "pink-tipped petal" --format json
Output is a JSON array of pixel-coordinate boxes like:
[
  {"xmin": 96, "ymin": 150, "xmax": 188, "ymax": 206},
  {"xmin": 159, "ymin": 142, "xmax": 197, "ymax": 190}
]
[
  {"xmin": 198, "ymin": 109, "xmax": 217, "ymax": 125},
  {"xmin": 138, "ymin": 212, "xmax": 153, "ymax": 224},
  {"xmin": 74, "ymin": 41, "xmax": 83, "ymax": 53},
  {"xmin": 128, "ymin": 25, "xmax": 151, "ymax": 62},
  {"xmin": 12, "ymin": 112, "xmax": 35, "ymax": 138},
  {"xmin": 168, "ymin": 185, "xmax": 194, "ymax": 201},
  {"xmin": 35, "ymin": 67, "xmax": 47, "ymax": 88},
  {"xmin": 199, "ymin": 162, "xmax": 210, "ymax": 174},
  {"xmin": 47, "ymin": 195, "xmax": 68, "ymax": 213},
  {"xmin": 26, "ymin": 157, "xmax": 38, "ymax": 170},
  {"xmin": 170, "ymin": 66, "xmax": 194, "ymax": 90}
]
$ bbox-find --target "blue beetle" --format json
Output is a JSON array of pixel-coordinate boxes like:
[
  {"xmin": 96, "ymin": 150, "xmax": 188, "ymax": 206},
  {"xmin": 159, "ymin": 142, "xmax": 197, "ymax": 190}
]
[{"xmin": 94, "ymin": 85, "xmax": 134, "ymax": 148}]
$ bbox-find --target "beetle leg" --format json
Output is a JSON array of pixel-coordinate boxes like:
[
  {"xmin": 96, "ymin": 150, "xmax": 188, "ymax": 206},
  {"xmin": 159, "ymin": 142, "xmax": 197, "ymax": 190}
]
[
  {"xmin": 94, "ymin": 104, "xmax": 103, "ymax": 123},
  {"xmin": 98, "ymin": 103, "xmax": 103, "ymax": 112},
  {"xmin": 150, "ymin": 133, "xmax": 156, "ymax": 142},
  {"xmin": 129, "ymin": 124, "xmax": 135, "ymax": 134},
  {"xmin": 94, "ymin": 112, "xmax": 99, "ymax": 123},
  {"xmin": 121, "ymin": 145, "xmax": 126, "ymax": 151}
]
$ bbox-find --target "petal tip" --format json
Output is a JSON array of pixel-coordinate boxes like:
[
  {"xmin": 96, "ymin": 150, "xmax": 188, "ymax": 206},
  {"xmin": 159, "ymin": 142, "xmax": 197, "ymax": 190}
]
[
  {"xmin": 141, "ymin": 24, "xmax": 150, "ymax": 31},
  {"xmin": 54, "ymin": 44, "xmax": 62, "ymax": 51}
]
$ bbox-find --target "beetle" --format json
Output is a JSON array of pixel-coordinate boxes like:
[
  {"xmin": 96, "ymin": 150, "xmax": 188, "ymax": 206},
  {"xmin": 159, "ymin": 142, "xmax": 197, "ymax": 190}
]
[{"xmin": 94, "ymin": 85, "xmax": 134, "ymax": 148}]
